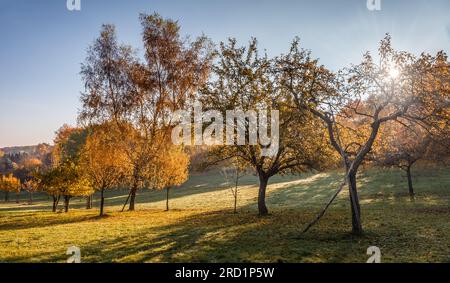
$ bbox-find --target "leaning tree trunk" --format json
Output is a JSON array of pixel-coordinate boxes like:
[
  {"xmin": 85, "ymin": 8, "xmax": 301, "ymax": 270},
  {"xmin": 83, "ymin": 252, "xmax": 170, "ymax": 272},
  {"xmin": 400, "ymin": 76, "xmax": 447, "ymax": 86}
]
[
  {"xmin": 406, "ymin": 166, "xmax": 415, "ymax": 202},
  {"xmin": 258, "ymin": 174, "xmax": 269, "ymax": 216},
  {"xmin": 99, "ymin": 188, "xmax": 105, "ymax": 217},
  {"xmin": 166, "ymin": 187, "xmax": 170, "ymax": 211},
  {"xmin": 64, "ymin": 196, "xmax": 71, "ymax": 213},
  {"xmin": 348, "ymin": 172, "xmax": 363, "ymax": 235},
  {"xmin": 121, "ymin": 190, "xmax": 132, "ymax": 212}
]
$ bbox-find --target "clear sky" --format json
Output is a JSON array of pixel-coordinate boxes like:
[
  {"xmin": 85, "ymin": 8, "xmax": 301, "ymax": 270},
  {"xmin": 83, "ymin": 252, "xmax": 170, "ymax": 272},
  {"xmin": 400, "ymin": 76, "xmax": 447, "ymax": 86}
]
[{"xmin": 0, "ymin": 0, "xmax": 449, "ymax": 147}]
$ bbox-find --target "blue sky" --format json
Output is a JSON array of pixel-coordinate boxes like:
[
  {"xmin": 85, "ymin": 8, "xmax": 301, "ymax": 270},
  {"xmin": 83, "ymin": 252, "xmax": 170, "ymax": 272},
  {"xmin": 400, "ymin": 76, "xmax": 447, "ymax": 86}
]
[{"xmin": 0, "ymin": 0, "xmax": 449, "ymax": 147}]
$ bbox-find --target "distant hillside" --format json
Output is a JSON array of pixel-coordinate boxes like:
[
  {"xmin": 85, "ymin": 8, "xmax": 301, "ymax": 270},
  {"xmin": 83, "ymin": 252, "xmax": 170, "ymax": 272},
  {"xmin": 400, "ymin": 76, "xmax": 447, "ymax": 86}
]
[{"xmin": 1, "ymin": 144, "xmax": 52, "ymax": 155}]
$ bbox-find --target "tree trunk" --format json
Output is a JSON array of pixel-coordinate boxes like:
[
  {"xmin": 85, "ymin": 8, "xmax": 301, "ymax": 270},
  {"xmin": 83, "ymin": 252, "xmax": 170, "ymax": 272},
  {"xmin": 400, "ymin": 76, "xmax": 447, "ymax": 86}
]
[
  {"xmin": 99, "ymin": 188, "xmax": 105, "ymax": 217},
  {"xmin": 52, "ymin": 195, "xmax": 58, "ymax": 212},
  {"xmin": 4, "ymin": 191, "xmax": 8, "ymax": 202},
  {"xmin": 128, "ymin": 183, "xmax": 137, "ymax": 211},
  {"xmin": 86, "ymin": 195, "xmax": 92, "ymax": 209},
  {"xmin": 166, "ymin": 187, "xmax": 170, "ymax": 211},
  {"xmin": 64, "ymin": 196, "xmax": 70, "ymax": 213},
  {"xmin": 406, "ymin": 166, "xmax": 415, "ymax": 202},
  {"xmin": 258, "ymin": 174, "xmax": 269, "ymax": 216},
  {"xmin": 15, "ymin": 191, "xmax": 20, "ymax": 203},
  {"xmin": 234, "ymin": 172, "xmax": 239, "ymax": 214},
  {"xmin": 348, "ymin": 172, "xmax": 363, "ymax": 235},
  {"xmin": 29, "ymin": 192, "xmax": 33, "ymax": 204}
]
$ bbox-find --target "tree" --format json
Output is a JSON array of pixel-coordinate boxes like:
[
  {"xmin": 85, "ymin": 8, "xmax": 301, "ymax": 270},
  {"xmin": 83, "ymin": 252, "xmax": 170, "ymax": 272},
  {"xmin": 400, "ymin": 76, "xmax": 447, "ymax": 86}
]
[
  {"xmin": 36, "ymin": 125, "xmax": 93, "ymax": 212},
  {"xmin": 52, "ymin": 125, "xmax": 87, "ymax": 165},
  {"xmin": 220, "ymin": 160, "xmax": 247, "ymax": 214},
  {"xmin": 37, "ymin": 162, "xmax": 93, "ymax": 213},
  {"xmin": 35, "ymin": 143, "xmax": 53, "ymax": 169},
  {"xmin": 199, "ymin": 38, "xmax": 334, "ymax": 215},
  {"xmin": 151, "ymin": 145, "xmax": 190, "ymax": 211},
  {"xmin": 12, "ymin": 157, "xmax": 43, "ymax": 204},
  {"xmin": 35, "ymin": 168, "xmax": 61, "ymax": 212},
  {"xmin": 277, "ymin": 35, "xmax": 448, "ymax": 234},
  {"xmin": 80, "ymin": 124, "xmax": 129, "ymax": 216},
  {"xmin": 22, "ymin": 179, "xmax": 39, "ymax": 204},
  {"xmin": 53, "ymin": 125, "xmax": 97, "ymax": 209},
  {"xmin": 0, "ymin": 154, "xmax": 18, "ymax": 176},
  {"xmin": 0, "ymin": 174, "xmax": 21, "ymax": 202},
  {"xmin": 375, "ymin": 120, "xmax": 449, "ymax": 201},
  {"xmin": 79, "ymin": 14, "xmax": 212, "ymax": 211}
]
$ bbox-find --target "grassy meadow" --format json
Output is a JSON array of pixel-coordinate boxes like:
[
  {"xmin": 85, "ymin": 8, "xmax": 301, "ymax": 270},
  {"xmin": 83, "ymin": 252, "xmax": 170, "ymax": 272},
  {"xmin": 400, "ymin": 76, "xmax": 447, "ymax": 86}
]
[{"xmin": 0, "ymin": 166, "xmax": 449, "ymax": 263}]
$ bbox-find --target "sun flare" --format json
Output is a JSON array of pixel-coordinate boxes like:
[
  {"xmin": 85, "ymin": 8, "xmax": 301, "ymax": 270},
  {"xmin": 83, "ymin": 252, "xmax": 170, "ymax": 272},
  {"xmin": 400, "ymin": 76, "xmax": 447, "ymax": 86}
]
[{"xmin": 388, "ymin": 62, "xmax": 400, "ymax": 79}]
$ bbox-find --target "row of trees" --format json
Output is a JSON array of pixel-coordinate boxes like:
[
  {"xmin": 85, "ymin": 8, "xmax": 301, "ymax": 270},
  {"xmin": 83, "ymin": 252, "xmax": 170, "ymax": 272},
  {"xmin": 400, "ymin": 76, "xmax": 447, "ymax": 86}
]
[{"xmin": 33, "ymin": 123, "xmax": 189, "ymax": 216}]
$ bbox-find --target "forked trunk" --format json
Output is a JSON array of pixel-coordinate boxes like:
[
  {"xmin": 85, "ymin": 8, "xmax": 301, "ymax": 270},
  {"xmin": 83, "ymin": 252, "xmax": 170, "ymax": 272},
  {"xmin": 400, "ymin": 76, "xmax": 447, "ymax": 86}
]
[{"xmin": 258, "ymin": 174, "xmax": 269, "ymax": 216}]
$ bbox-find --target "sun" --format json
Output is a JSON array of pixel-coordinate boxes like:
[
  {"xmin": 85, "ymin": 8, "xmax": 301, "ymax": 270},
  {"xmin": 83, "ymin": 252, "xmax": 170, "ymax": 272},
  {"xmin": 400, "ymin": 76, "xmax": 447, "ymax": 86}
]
[{"xmin": 387, "ymin": 62, "xmax": 400, "ymax": 79}]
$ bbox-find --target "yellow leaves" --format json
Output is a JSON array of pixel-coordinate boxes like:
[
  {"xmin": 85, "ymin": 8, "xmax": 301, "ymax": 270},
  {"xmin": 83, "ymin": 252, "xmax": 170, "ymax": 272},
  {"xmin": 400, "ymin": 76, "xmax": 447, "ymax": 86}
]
[
  {"xmin": 0, "ymin": 174, "xmax": 21, "ymax": 193},
  {"xmin": 22, "ymin": 158, "xmax": 42, "ymax": 170},
  {"xmin": 78, "ymin": 122, "xmax": 190, "ymax": 193},
  {"xmin": 36, "ymin": 161, "xmax": 94, "ymax": 197},
  {"xmin": 151, "ymin": 145, "xmax": 190, "ymax": 190},
  {"xmin": 80, "ymin": 124, "xmax": 130, "ymax": 190}
]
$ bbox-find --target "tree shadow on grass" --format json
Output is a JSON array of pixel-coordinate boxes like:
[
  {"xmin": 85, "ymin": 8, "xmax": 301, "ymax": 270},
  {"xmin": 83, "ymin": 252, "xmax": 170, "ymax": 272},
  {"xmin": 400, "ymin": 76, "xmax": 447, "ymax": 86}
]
[
  {"xmin": 0, "ymin": 212, "xmax": 98, "ymax": 232},
  {"xmin": 68, "ymin": 210, "xmax": 327, "ymax": 262},
  {"xmin": 84, "ymin": 206, "xmax": 448, "ymax": 263},
  {"xmin": 2, "ymin": 198, "xmax": 448, "ymax": 263},
  {"xmin": 1, "ymin": 167, "xmax": 449, "ymax": 262}
]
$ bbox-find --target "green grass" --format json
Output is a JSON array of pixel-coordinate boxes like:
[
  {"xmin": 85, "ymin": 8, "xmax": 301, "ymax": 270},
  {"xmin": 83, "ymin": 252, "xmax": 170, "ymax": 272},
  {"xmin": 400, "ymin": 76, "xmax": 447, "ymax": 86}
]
[{"xmin": 0, "ymin": 166, "xmax": 449, "ymax": 263}]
